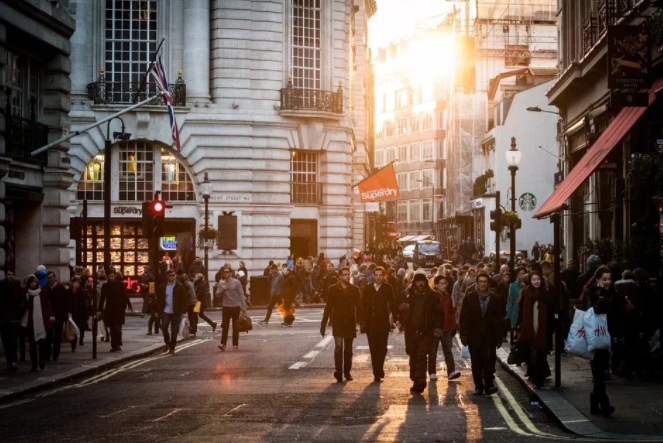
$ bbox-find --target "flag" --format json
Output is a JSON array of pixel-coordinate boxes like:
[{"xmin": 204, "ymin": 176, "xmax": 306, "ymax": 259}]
[
  {"xmin": 356, "ymin": 162, "xmax": 400, "ymax": 203},
  {"xmin": 150, "ymin": 56, "xmax": 181, "ymax": 151}
]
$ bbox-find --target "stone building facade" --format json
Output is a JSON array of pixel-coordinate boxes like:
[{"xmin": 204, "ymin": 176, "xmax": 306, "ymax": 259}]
[
  {"xmin": 0, "ymin": 0, "xmax": 75, "ymax": 280},
  {"xmin": 67, "ymin": 0, "xmax": 374, "ymax": 283}
]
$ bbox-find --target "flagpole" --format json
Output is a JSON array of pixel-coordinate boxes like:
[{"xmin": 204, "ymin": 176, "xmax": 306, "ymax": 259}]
[
  {"xmin": 132, "ymin": 37, "xmax": 166, "ymax": 104},
  {"xmin": 352, "ymin": 161, "xmax": 398, "ymax": 188}
]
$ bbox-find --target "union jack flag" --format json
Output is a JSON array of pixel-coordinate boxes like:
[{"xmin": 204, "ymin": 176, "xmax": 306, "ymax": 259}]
[{"xmin": 150, "ymin": 56, "xmax": 181, "ymax": 151}]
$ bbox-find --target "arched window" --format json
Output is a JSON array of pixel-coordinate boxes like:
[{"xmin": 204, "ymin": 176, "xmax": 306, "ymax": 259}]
[{"xmin": 76, "ymin": 142, "xmax": 196, "ymax": 202}]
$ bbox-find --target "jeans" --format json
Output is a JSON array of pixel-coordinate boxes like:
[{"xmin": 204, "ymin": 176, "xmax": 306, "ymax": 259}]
[
  {"xmin": 148, "ymin": 314, "xmax": 160, "ymax": 334},
  {"xmin": 47, "ymin": 320, "xmax": 64, "ymax": 360},
  {"xmin": 221, "ymin": 306, "xmax": 241, "ymax": 347},
  {"xmin": 161, "ymin": 313, "xmax": 180, "ymax": 351},
  {"xmin": 264, "ymin": 293, "xmax": 282, "ymax": 323},
  {"xmin": 366, "ymin": 331, "xmax": 388, "ymax": 378},
  {"xmin": 29, "ymin": 338, "xmax": 47, "ymax": 370},
  {"xmin": 334, "ymin": 336, "xmax": 354, "ymax": 375},
  {"xmin": 430, "ymin": 332, "xmax": 456, "ymax": 375},
  {"xmin": 0, "ymin": 322, "xmax": 20, "ymax": 366},
  {"xmin": 468, "ymin": 340, "xmax": 497, "ymax": 390}
]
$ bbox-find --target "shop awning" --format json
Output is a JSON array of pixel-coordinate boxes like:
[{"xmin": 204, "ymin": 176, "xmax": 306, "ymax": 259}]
[
  {"xmin": 411, "ymin": 235, "xmax": 432, "ymax": 242},
  {"xmin": 534, "ymin": 77, "xmax": 663, "ymax": 219},
  {"xmin": 398, "ymin": 235, "xmax": 416, "ymax": 242}
]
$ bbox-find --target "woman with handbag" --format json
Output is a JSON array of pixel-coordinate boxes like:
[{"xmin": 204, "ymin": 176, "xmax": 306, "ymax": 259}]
[
  {"xmin": 215, "ymin": 267, "xmax": 247, "ymax": 351},
  {"xmin": 67, "ymin": 276, "xmax": 89, "ymax": 351},
  {"xmin": 193, "ymin": 273, "xmax": 217, "ymax": 334},
  {"xmin": 21, "ymin": 275, "xmax": 54, "ymax": 372}
]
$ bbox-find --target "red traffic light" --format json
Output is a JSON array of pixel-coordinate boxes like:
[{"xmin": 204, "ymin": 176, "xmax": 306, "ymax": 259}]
[{"xmin": 152, "ymin": 201, "xmax": 165, "ymax": 213}]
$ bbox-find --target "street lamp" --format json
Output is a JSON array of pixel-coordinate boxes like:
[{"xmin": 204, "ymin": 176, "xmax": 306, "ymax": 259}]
[
  {"xmin": 201, "ymin": 172, "xmax": 213, "ymax": 284},
  {"xmin": 526, "ymin": 106, "xmax": 560, "ymax": 116},
  {"xmin": 505, "ymin": 136, "xmax": 521, "ymax": 279}
]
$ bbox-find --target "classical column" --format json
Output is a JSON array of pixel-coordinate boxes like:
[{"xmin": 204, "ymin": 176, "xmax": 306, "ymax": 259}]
[{"xmin": 184, "ymin": 0, "xmax": 210, "ymax": 102}]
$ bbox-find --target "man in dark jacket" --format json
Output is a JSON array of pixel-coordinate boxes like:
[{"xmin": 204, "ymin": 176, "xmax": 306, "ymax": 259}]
[
  {"xmin": 561, "ymin": 259, "xmax": 580, "ymax": 300},
  {"xmin": 361, "ymin": 266, "xmax": 395, "ymax": 382},
  {"xmin": 577, "ymin": 255, "xmax": 601, "ymax": 297},
  {"xmin": 460, "ymin": 272, "xmax": 504, "ymax": 395},
  {"xmin": 139, "ymin": 266, "xmax": 155, "ymax": 318},
  {"xmin": 97, "ymin": 268, "xmax": 128, "ymax": 352},
  {"xmin": 400, "ymin": 270, "xmax": 443, "ymax": 394},
  {"xmin": 320, "ymin": 266, "xmax": 363, "ymax": 383},
  {"xmin": 187, "ymin": 257, "xmax": 205, "ymax": 280},
  {"xmin": 316, "ymin": 262, "xmax": 339, "ymax": 303},
  {"xmin": 0, "ymin": 270, "xmax": 25, "ymax": 371},
  {"xmin": 43, "ymin": 271, "xmax": 70, "ymax": 361},
  {"xmin": 158, "ymin": 269, "xmax": 189, "ymax": 354}
]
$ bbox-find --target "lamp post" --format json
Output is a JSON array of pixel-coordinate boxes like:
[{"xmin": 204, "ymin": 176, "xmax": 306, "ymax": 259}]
[
  {"xmin": 201, "ymin": 172, "xmax": 213, "ymax": 283},
  {"xmin": 505, "ymin": 136, "xmax": 521, "ymax": 279}
]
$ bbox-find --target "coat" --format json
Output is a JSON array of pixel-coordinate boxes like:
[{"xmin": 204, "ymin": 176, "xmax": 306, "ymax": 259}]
[
  {"xmin": 158, "ymin": 281, "xmax": 189, "ymax": 316},
  {"xmin": 517, "ymin": 286, "xmax": 554, "ymax": 351},
  {"xmin": 25, "ymin": 289, "xmax": 54, "ymax": 341},
  {"xmin": 434, "ymin": 289, "xmax": 457, "ymax": 332},
  {"xmin": 459, "ymin": 289, "xmax": 504, "ymax": 346},
  {"xmin": 194, "ymin": 279, "xmax": 211, "ymax": 309},
  {"xmin": 361, "ymin": 282, "xmax": 396, "ymax": 334},
  {"xmin": 188, "ymin": 261, "xmax": 206, "ymax": 280},
  {"xmin": 321, "ymin": 282, "xmax": 363, "ymax": 339},
  {"xmin": 400, "ymin": 285, "xmax": 443, "ymax": 336},
  {"xmin": 43, "ymin": 282, "xmax": 70, "ymax": 323},
  {"xmin": 0, "ymin": 279, "xmax": 26, "ymax": 323},
  {"xmin": 99, "ymin": 280, "xmax": 128, "ymax": 326},
  {"xmin": 68, "ymin": 287, "xmax": 90, "ymax": 330}
]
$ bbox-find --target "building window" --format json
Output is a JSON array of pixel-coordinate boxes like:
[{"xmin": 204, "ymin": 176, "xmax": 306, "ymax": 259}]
[
  {"xmin": 397, "ymin": 172, "xmax": 408, "ymax": 190},
  {"xmin": 422, "ymin": 169, "xmax": 434, "ymax": 188},
  {"xmin": 422, "ymin": 111, "xmax": 433, "ymax": 130},
  {"xmin": 410, "ymin": 114, "xmax": 421, "ymax": 133},
  {"xmin": 409, "ymin": 143, "xmax": 421, "ymax": 162},
  {"xmin": 161, "ymin": 149, "xmax": 195, "ymax": 201},
  {"xmin": 6, "ymin": 52, "xmax": 42, "ymax": 120},
  {"xmin": 422, "ymin": 198, "xmax": 432, "ymax": 221},
  {"xmin": 397, "ymin": 117, "xmax": 408, "ymax": 135},
  {"xmin": 410, "ymin": 199, "xmax": 421, "ymax": 222},
  {"xmin": 385, "ymin": 120, "xmax": 394, "ymax": 137},
  {"xmin": 77, "ymin": 154, "xmax": 106, "ymax": 201},
  {"xmin": 290, "ymin": 150, "xmax": 320, "ymax": 204},
  {"xmin": 119, "ymin": 141, "xmax": 154, "ymax": 201},
  {"xmin": 397, "ymin": 201, "xmax": 408, "ymax": 223},
  {"xmin": 438, "ymin": 139, "xmax": 446, "ymax": 159},
  {"xmin": 105, "ymin": 1, "xmax": 158, "ymax": 88},
  {"xmin": 409, "ymin": 171, "xmax": 421, "ymax": 190},
  {"xmin": 385, "ymin": 92, "xmax": 395, "ymax": 111},
  {"xmin": 422, "ymin": 140, "xmax": 434, "ymax": 160},
  {"xmin": 398, "ymin": 145, "xmax": 408, "ymax": 162},
  {"xmin": 375, "ymin": 149, "xmax": 385, "ymax": 168},
  {"xmin": 396, "ymin": 88, "xmax": 409, "ymax": 108},
  {"xmin": 291, "ymin": 0, "xmax": 321, "ymax": 89},
  {"xmin": 385, "ymin": 147, "xmax": 395, "ymax": 164}
]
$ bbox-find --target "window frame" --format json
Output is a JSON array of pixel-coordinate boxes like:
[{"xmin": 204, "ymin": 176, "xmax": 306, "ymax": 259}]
[
  {"xmin": 409, "ymin": 199, "xmax": 421, "ymax": 223},
  {"xmin": 290, "ymin": 0, "xmax": 322, "ymax": 90},
  {"xmin": 422, "ymin": 198, "xmax": 432, "ymax": 221}
]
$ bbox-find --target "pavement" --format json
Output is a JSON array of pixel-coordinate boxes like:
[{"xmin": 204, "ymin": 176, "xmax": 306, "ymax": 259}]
[
  {"xmin": 496, "ymin": 342, "xmax": 663, "ymax": 439},
  {"xmin": 0, "ymin": 308, "xmax": 573, "ymax": 442}
]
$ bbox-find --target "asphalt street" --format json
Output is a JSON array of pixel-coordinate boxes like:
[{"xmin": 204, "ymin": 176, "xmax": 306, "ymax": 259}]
[{"xmin": 0, "ymin": 308, "xmax": 580, "ymax": 442}]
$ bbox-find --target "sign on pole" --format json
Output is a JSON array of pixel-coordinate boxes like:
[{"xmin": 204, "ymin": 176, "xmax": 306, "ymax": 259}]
[{"xmin": 607, "ymin": 24, "xmax": 651, "ymax": 90}]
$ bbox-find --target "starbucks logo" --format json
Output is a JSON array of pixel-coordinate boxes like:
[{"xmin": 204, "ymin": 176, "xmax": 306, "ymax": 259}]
[{"xmin": 519, "ymin": 193, "xmax": 537, "ymax": 211}]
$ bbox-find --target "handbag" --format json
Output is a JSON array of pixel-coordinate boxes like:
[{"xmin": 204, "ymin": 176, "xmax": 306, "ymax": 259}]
[
  {"xmin": 461, "ymin": 345, "xmax": 471, "ymax": 359},
  {"xmin": 194, "ymin": 301, "xmax": 201, "ymax": 313},
  {"xmin": 62, "ymin": 320, "xmax": 76, "ymax": 342},
  {"xmin": 97, "ymin": 319, "xmax": 106, "ymax": 338},
  {"xmin": 179, "ymin": 316, "xmax": 190, "ymax": 339},
  {"xmin": 234, "ymin": 311, "xmax": 253, "ymax": 333},
  {"xmin": 507, "ymin": 340, "xmax": 530, "ymax": 366}
]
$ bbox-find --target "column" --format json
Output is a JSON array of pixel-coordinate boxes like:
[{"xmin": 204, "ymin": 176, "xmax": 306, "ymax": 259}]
[{"xmin": 184, "ymin": 0, "xmax": 210, "ymax": 102}]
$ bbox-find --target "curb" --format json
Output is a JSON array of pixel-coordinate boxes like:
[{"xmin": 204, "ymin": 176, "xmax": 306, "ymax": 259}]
[
  {"xmin": 0, "ymin": 341, "xmax": 171, "ymax": 403},
  {"xmin": 496, "ymin": 347, "xmax": 657, "ymax": 440}
]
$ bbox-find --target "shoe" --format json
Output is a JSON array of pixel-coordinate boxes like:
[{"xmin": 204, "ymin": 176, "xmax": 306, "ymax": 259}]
[
  {"xmin": 344, "ymin": 372, "xmax": 353, "ymax": 381},
  {"xmin": 282, "ymin": 323, "xmax": 293, "ymax": 328},
  {"xmin": 212, "ymin": 322, "xmax": 218, "ymax": 332},
  {"xmin": 429, "ymin": 373, "xmax": 437, "ymax": 381},
  {"xmin": 168, "ymin": 349, "xmax": 175, "ymax": 355},
  {"xmin": 374, "ymin": 376, "xmax": 382, "ymax": 382},
  {"xmin": 233, "ymin": 346, "xmax": 239, "ymax": 350},
  {"xmin": 448, "ymin": 371, "xmax": 461, "ymax": 381},
  {"xmin": 280, "ymin": 322, "xmax": 287, "ymax": 326},
  {"xmin": 110, "ymin": 347, "xmax": 118, "ymax": 352},
  {"xmin": 599, "ymin": 395, "xmax": 615, "ymax": 417},
  {"xmin": 147, "ymin": 332, "xmax": 153, "ymax": 335},
  {"xmin": 473, "ymin": 388, "xmax": 484, "ymax": 396},
  {"xmin": 191, "ymin": 333, "xmax": 197, "ymax": 338},
  {"xmin": 410, "ymin": 385, "xmax": 418, "ymax": 394},
  {"xmin": 334, "ymin": 371, "xmax": 343, "ymax": 383},
  {"xmin": 10, "ymin": 363, "xmax": 18, "ymax": 373},
  {"xmin": 258, "ymin": 321, "xmax": 268, "ymax": 326},
  {"xmin": 218, "ymin": 344, "xmax": 226, "ymax": 351},
  {"xmin": 485, "ymin": 386, "xmax": 498, "ymax": 396},
  {"xmin": 590, "ymin": 393, "xmax": 601, "ymax": 415}
]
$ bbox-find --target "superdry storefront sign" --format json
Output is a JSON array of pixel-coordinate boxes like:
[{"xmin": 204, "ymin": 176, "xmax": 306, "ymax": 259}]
[
  {"xmin": 113, "ymin": 206, "xmax": 142, "ymax": 215},
  {"xmin": 356, "ymin": 163, "xmax": 400, "ymax": 203}
]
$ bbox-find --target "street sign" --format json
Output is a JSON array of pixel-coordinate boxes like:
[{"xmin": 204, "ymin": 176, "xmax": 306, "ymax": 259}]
[{"xmin": 607, "ymin": 24, "xmax": 651, "ymax": 89}]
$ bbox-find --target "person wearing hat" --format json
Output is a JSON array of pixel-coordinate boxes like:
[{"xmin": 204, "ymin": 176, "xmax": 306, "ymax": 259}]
[
  {"xmin": 399, "ymin": 269, "xmax": 443, "ymax": 394},
  {"xmin": 577, "ymin": 255, "xmax": 601, "ymax": 298}
]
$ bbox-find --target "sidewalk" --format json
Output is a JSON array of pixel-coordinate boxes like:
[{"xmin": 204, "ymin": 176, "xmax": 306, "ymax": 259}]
[
  {"xmin": 497, "ymin": 343, "xmax": 663, "ymax": 439},
  {"xmin": 0, "ymin": 316, "xmax": 170, "ymax": 402}
]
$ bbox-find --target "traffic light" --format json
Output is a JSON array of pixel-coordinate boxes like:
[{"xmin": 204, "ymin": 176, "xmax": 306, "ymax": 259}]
[
  {"xmin": 151, "ymin": 200, "xmax": 165, "ymax": 237},
  {"xmin": 142, "ymin": 201, "xmax": 152, "ymax": 233},
  {"xmin": 490, "ymin": 208, "xmax": 502, "ymax": 232}
]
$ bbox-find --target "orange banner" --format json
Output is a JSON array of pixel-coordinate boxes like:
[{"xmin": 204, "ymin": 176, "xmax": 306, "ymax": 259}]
[{"xmin": 357, "ymin": 163, "xmax": 400, "ymax": 203}]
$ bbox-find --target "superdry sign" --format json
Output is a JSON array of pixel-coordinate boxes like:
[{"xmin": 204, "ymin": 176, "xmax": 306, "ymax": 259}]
[
  {"xmin": 356, "ymin": 163, "xmax": 401, "ymax": 203},
  {"xmin": 113, "ymin": 206, "xmax": 142, "ymax": 215}
]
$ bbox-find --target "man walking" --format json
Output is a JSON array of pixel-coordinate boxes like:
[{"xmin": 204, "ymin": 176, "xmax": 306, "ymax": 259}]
[
  {"xmin": 0, "ymin": 270, "xmax": 25, "ymax": 372},
  {"xmin": 432, "ymin": 275, "xmax": 461, "ymax": 381},
  {"xmin": 320, "ymin": 266, "xmax": 363, "ymax": 383},
  {"xmin": 43, "ymin": 271, "xmax": 69, "ymax": 361},
  {"xmin": 259, "ymin": 264, "xmax": 283, "ymax": 326},
  {"xmin": 361, "ymin": 266, "xmax": 395, "ymax": 382},
  {"xmin": 460, "ymin": 272, "xmax": 503, "ymax": 395},
  {"xmin": 215, "ymin": 267, "xmax": 248, "ymax": 351},
  {"xmin": 399, "ymin": 270, "xmax": 443, "ymax": 394},
  {"xmin": 316, "ymin": 262, "xmax": 339, "ymax": 303},
  {"xmin": 158, "ymin": 270, "xmax": 188, "ymax": 354},
  {"xmin": 97, "ymin": 268, "xmax": 128, "ymax": 352},
  {"xmin": 281, "ymin": 267, "xmax": 298, "ymax": 327},
  {"xmin": 138, "ymin": 266, "xmax": 155, "ymax": 318}
]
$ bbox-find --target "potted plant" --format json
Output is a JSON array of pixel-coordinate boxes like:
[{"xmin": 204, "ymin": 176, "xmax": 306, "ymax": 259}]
[
  {"xmin": 197, "ymin": 227, "xmax": 218, "ymax": 248},
  {"xmin": 485, "ymin": 169, "xmax": 494, "ymax": 179},
  {"xmin": 501, "ymin": 210, "xmax": 521, "ymax": 227}
]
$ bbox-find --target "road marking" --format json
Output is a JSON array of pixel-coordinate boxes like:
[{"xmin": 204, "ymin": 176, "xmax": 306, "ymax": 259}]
[
  {"xmin": 289, "ymin": 361, "xmax": 308, "ymax": 369},
  {"xmin": 355, "ymin": 345, "xmax": 393, "ymax": 350},
  {"xmin": 302, "ymin": 350, "xmax": 320, "ymax": 359},
  {"xmin": 484, "ymin": 427, "xmax": 508, "ymax": 431},
  {"xmin": 290, "ymin": 335, "xmax": 334, "ymax": 369},
  {"xmin": 315, "ymin": 335, "xmax": 334, "ymax": 348},
  {"xmin": 152, "ymin": 408, "xmax": 185, "ymax": 422},
  {"xmin": 224, "ymin": 404, "xmax": 247, "ymax": 416},
  {"xmin": 490, "ymin": 393, "xmax": 532, "ymax": 437},
  {"xmin": 99, "ymin": 405, "xmax": 137, "ymax": 418}
]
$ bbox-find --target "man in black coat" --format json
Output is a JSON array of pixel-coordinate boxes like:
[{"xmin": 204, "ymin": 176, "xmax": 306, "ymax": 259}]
[
  {"xmin": 399, "ymin": 270, "xmax": 443, "ymax": 394},
  {"xmin": 0, "ymin": 270, "xmax": 25, "ymax": 371},
  {"xmin": 158, "ymin": 269, "xmax": 189, "ymax": 354},
  {"xmin": 361, "ymin": 266, "xmax": 396, "ymax": 382},
  {"xmin": 43, "ymin": 271, "xmax": 70, "ymax": 361},
  {"xmin": 320, "ymin": 266, "xmax": 363, "ymax": 383},
  {"xmin": 139, "ymin": 266, "xmax": 156, "ymax": 318},
  {"xmin": 97, "ymin": 268, "xmax": 128, "ymax": 352},
  {"xmin": 459, "ymin": 272, "xmax": 504, "ymax": 395}
]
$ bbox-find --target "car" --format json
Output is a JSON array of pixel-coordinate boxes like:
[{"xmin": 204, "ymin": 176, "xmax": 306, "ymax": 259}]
[
  {"xmin": 402, "ymin": 244, "xmax": 415, "ymax": 261},
  {"xmin": 413, "ymin": 240, "xmax": 443, "ymax": 269},
  {"xmin": 499, "ymin": 250, "xmax": 526, "ymax": 262}
]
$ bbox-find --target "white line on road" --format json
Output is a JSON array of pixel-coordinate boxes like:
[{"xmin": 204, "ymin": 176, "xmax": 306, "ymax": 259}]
[
  {"xmin": 302, "ymin": 350, "xmax": 320, "ymax": 359},
  {"xmin": 99, "ymin": 405, "xmax": 137, "ymax": 418},
  {"xmin": 152, "ymin": 408, "xmax": 185, "ymax": 422},
  {"xmin": 224, "ymin": 404, "xmax": 247, "ymax": 416},
  {"xmin": 289, "ymin": 361, "xmax": 308, "ymax": 369},
  {"xmin": 356, "ymin": 345, "xmax": 392, "ymax": 350},
  {"xmin": 315, "ymin": 335, "xmax": 334, "ymax": 348}
]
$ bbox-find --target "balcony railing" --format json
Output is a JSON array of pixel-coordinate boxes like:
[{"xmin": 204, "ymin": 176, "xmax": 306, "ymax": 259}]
[
  {"xmin": 4, "ymin": 113, "xmax": 49, "ymax": 166},
  {"xmin": 280, "ymin": 80, "xmax": 343, "ymax": 114},
  {"xmin": 87, "ymin": 77, "xmax": 186, "ymax": 106},
  {"xmin": 291, "ymin": 181, "xmax": 322, "ymax": 204},
  {"xmin": 582, "ymin": 16, "xmax": 598, "ymax": 56}
]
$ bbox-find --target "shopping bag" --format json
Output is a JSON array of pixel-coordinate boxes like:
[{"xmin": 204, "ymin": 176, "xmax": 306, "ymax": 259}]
[
  {"xmin": 68, "ymin": 318, "xmax": 80, "ymax": 339},
  {"xmin": 193, "ymin": 301, "xmax": 201, "ymax": 313},
  {"xmin": 234, "ymin": 311, "xmax": 253, "ymax": 333},
  {"xmin": 461, "ymin": 345, "xmax": 471, "ymax": 359},
  {"xmin": 507, "ymin": 340, "xmax": 530, "ymax": 365},
  {"xmin": 98, "ymin": 319, "xmax": 106, "ymax": 338},
  {"xmin": 62, "ymin": 320, "xmax": 76, "ymax": 342},
  {"xmin": 565, "ymin": 308, "xmax": 593, "ymax": 359},
  {"xmin": 583, "ymin": 307, "xmax": 611, "ymax": 352},
  {"xmin": 179, "ymin": 316, "xmax": 190, "ymax": 339}
]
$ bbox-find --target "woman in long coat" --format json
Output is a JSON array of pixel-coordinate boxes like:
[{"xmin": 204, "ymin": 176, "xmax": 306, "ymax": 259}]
[
  {"xmin": 22, "ymin": 275, "xmax": 54, "ymax": 371},
  {"xmin": 68, "ymin": 276, "xmax": 89, "ymax": 351}
]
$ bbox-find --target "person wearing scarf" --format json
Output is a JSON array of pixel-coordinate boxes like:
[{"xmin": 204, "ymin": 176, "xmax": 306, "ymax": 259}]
[
  {"xmin": 506, "ymin": 267, "xmax": 526, "ymax": 338},
  {"xmin": 517, "ymin": 271, "xmax": 553, "ymax": 388},
  {"xmin": 21, "ymin": 275, "xmax": 54, "ymax": 371}
]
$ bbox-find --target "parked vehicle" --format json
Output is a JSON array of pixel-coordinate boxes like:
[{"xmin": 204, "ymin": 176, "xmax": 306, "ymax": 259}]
[
  {"xmin": 413, "ymin": 240, "xmax": 443, "ymax": 269},
  {"xmin": 402, "ymin": 244, "xmax": 415, "ymax": 261}
]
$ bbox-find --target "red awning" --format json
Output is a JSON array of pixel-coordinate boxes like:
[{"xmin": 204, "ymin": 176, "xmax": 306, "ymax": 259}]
[{"xmin": 534, "ymin": 77, "xmax": 663, "ymax": 219}]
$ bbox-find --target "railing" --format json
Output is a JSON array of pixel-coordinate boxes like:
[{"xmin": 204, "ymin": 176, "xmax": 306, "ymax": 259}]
[
  {"xmin": 598, "ymin": 0, "xmax": 607, "ymax": 36},
  {"xmin": 290, "ymin": 181, "xmax": 322, "ymax": 204},
  {"xmin": 582, "ymin": 16, "xmax": 598, "ymax": 56},
  {"xmin": 280, "ymin": 80, "xmax": 343, "ymax": 114},
  {"xmin": 87, "ymin": 77, "xmax": 186, "ymax": 106},
  {"xmin": 4, "ymin": 113, "xmax": 49, "ymax": 166}
]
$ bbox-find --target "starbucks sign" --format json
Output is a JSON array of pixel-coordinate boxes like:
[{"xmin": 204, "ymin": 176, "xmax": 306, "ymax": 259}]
[{"xmin": 519, "ymin": 193, "xmax": 537, "ymax": 212}]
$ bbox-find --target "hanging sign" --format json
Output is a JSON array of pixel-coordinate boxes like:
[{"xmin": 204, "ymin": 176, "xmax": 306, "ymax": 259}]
[
  {"xmin": 356, "ymin": 163, "xmax": 400, "ymax": 203},
  {"xmin": 607, "ymin": 24, "xmax": 651, "ymax": 89},
  {"xmin": 160, "ymin": 236, "xmax": 178, "ymax": 250}
]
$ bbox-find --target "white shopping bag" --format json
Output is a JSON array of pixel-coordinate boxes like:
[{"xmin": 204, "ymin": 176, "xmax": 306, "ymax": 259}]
[
  {"xmin": 68, "ymin": 317, "xmax": 80, "ymax": 339},
  {"xmin": 98, "ymin": 319, "xmax": 106, "ymax": 338},
  {"xmin": 582, "ymin": 307, "xmax": 611, "ymax": 352},
  {"xmin": 564, "ymin": 308, "xmax": 593, "ymax": 359},
  {"xmin": 461, "ymin": 345, "xmax": 471, "ymax": 359},
  {"xmin": 178, "ymin": 316, "xmax": 190, "ymax": 339}
]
